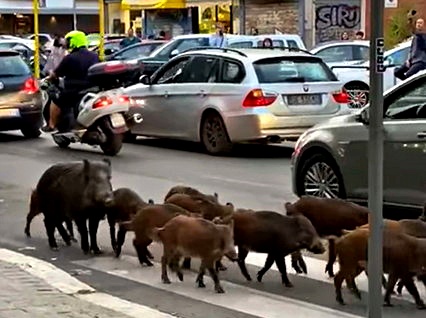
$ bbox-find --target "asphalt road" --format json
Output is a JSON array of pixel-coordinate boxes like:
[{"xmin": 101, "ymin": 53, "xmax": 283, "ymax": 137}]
[{"xmin": 0, "ymin": 131, "xmax": 424, "ymax": 318}]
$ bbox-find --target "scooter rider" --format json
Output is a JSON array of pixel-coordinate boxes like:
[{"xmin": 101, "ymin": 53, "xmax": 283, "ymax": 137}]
[{"xmin": 42, "ymin": 30, "xmax": 99, "ymax": 133}]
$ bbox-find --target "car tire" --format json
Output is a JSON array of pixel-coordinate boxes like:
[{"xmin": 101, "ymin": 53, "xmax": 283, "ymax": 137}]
[
  {"xmin": 100, "ymin": 133, "xmax": 123, "ymax": 156},
  {"xmin": 21, "ymin": 127, "xmax": 41, "ymax": 139},
  {"xmin": 200, "ymin": 112, "xmax": 233, "ymax": 155},
  {"xmin": 298, "ymin": 153, "xmax": 345, "ymax": 199},
  {"xmin": 123, "ymin": 131, "xmax": 137, "ymax": 143},
  {"xmin": 345, "ymin": 83, "xmax": 369, "ymax": 109}
]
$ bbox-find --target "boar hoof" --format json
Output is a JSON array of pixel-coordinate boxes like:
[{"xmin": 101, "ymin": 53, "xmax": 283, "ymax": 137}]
[
  {"xmin": 177, "ymin": 272, "xmax": 184, "ymax": 281},
  {"xmin": 91, "ymin": 249, "xmax": 103, "ymax": 256},
  {"xmin": 71, "ymin": 237, "xmax": 78, "ymax": 243},
  {"xmin": 145, "ymin": 261, "xmax": 154, "ymax": 267},
  {"xmin": 336, "ymin": 296, "xmax": 345, "ymax": 306},
  {"xmin": 162, "ymin": 277, "xmax": 171, "ymax": 284},
  {"xmin": 198, "ymin": 281, "xmax": 206, "ymax": 288},
  {"xmin": 65, "ymin": 240, "xmax": 72, "ymax": 247},
  {"xmin": 416, "ymin": 303, "xmax": 426, "ymax": 310},
  {"xmin": 215, "ymin": 285, "xmax": 225, "ymax": 294},
  {"xmin": 50, "ymin": 246, "xmax": 59, "ymax": 252},
  {"xmin": 383, "ymin": 302, "xmax": 393, "ymax": 307},
  {"xmin": 284, "ymin": 282, "xmax": 294, "ymax": 288}
]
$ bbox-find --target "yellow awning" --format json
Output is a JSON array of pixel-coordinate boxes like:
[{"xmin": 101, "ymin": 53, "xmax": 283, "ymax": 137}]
[{"xmin": 121, "ymin": 0, "xmax": 186, "ymax": 10}]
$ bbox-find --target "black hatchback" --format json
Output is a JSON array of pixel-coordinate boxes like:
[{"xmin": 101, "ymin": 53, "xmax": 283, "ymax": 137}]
[{"xmin": 0, "ymin": 50, "xmax": 43, "ymax": 138}]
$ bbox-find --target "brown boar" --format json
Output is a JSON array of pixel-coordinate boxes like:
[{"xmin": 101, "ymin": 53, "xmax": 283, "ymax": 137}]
[
  {"xmin": 165, "ymin": 193, "xmax": 202, "ymax": 214},
  {"xmin": 115, "ymin": 203, "xmax": 191, "ymax": 265},
  {"xmin": 232, "ymin": 209, "xmax": 325, "ymax": 287},
  {"xmin": 164, "ymin": 185, "xmax": 218, "ymax": 203},
  {"xmin": 150, "ymin": 214, "xmax": 237, "ymax": 293},
  {"xmin": 24, "ymin": 189, "xmax": 76, "ymax": 243},
  {"xmin": 285, "ymin": 196, "xmax": 369, "ymax": 277},
  {"xmin": 334, "ymin": 227, "xmax": 426, "ymax": 309},
  {"xmin": 106, "ymin": 187, "xmax": 153, "ymax": 253}
]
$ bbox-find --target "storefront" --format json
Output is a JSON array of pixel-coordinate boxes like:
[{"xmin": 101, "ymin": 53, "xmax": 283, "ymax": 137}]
[{"xmin": 186, "ymin": 0, "xmax": 235, "ymax": 34}]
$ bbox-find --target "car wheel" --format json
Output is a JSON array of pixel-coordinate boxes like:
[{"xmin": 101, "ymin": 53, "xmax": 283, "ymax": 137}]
[
  {"xmin": 298, "ymin": 153, "xmax": 345, "ymax": 199},
  {"xmin": 201, "ymin": 112, "xmax": 233, "ymax": 155},
  {"xmin": 100, "ymin": 133, "xmax": 123, "ymax": 156},
  {"xmin": 21, "ymin": 127, "xmax": 41, "ymax": 139},
  {"xmin": 123, "ymin": 131, "xmax": 137, "ymax": 143},
  {"xmin": 345, "ymin": 83, "xmax": 369, "ymax": 109}
]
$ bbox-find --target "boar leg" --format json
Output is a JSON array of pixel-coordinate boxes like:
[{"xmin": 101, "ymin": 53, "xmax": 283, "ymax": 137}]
[
  {"xmin": 24, "ymin": 212, "xmax": 37, "ymax": 238},
  {"xmin": 215, "ymin": 259, "xmax": 227, "ymax": 272},
  {"xmin": 290, "ymin": 251, "xmax": 306, "ymax": 274},
  {"xmin": 400, "ymin": 276, "xmax": 426, "ymax": 309},
  {"xmin": 133, "ymin": 239, "xmax": 154, "ymax": 266},
  {"xmin": 88, "ymin": 217, "xmax": 102, "ymax": 255},
  {"xmin": 383, "ymin": 273, "xmax": 399, "ymax": 307},
  {"xmin": 326, "ymin": 239, "xmax": 337, "ymax": 278},
  {"xmin": 55, "ymin": 222, "xmax": 71, "ymax": 246},
  {"xmin": 334, "ymin": 267, "xmax": 354, "ymax": 305},
  {"xmin": 256, "ymin": 253, "xmax": 275, "ymax": 283},
  {"xmin": 274, "ymin": 255, "xmax": 293, "ymax": 288},
  {"xmin": 108, "ymin": 216, "xmax": 117, "ymax": 252},
  {"xmin": 75, "ymin": 219, "xmax": 90, "ymax": 254},
  {"xmin": 236, "ymin": 247, "xmax": 252, "ymax": 281},
  {"xmin": 196, "ymin": 263, "xmax": 207, "ymax": 288},
  {"xmin": 182, "ymin": 257, "xmax": 192, "ymax": 269},
  {"xmin": 65, "ymin": 219, "xmax": 77, "ymax": 242},
  {"xmin": 43, "ymin": 218, "xmax": 58, "ymax": 251},
  {"xmin": 396, "ymin": 280, "xmax": 404, "ymax": 294},
  {"xmin": 207, "ymin": 263, "xmax": 225, "ymax": 293},
  {"xmin": 115, "ymin": 226, "xmax": 127, "ymax": 258},
  {"xmin": 161, "ymin": 253, "xmax": 171, "ymax": 284}
]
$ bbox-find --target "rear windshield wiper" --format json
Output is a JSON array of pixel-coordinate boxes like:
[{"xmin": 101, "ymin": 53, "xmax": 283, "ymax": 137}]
[{"xmin": 281, "ymin": 77, "xmax": 307, "ymax": 83}]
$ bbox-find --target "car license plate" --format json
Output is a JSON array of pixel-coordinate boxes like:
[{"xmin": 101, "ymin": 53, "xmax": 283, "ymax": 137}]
[
  {"xmin": 110, "ymin": 113, "xmax": 125, "ymax": 128},
  {"xmin": 0, "ymin": 108, "xmax": 20, "ymax": 117},
  {"xmin": 286, "ymin": 94, "xmax": 322, "ymax": 105}
]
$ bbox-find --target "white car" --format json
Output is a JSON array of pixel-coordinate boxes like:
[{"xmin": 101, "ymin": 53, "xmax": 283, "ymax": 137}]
[
  {"xmin": 227, "ymin": 34, "xmax": 306, "ymax": 50},
  {"xmin": 330, "ymin": 40, "xmax": 411, "ymax": 108},
  {"xmin": 310, "ymin": 40, "xmax": 370, "ymax": 65}
]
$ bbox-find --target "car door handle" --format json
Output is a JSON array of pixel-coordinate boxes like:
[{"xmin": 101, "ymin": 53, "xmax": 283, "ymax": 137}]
[
  {"xmin": 199, "ymin": 90, "xmax": 206, "ymax": 97},
  {"xmin": 164, "ymin": 91, "xmax": 169, "ymax": 98},
  {"xmin": 417, "ymin": 131, "xmax": 426, "ymax": 139}
]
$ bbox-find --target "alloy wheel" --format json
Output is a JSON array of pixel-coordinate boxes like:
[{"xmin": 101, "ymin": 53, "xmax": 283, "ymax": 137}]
[
  {"xmin": 303, "ymin": 162, "xmax": 340, "ymax": 198},
  {"xmin": 347, "ymin": 88, "xmax": 369, "ymax": 109}
]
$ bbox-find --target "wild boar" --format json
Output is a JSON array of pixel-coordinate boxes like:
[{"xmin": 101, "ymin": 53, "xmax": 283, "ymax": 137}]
[
  {"xmin": 116, "ymin": 203, "xmax": 191, "ymax": 265},
  {"xmin": 35, "ymin": 159, "xmax": 114, "ymax": 254},
  {"xmin": 150, "ymin": 214, "xmax": 238, "ymax": 293},
  {"xmin": 232, "ymin": 209, "xmax": 325, "ymax": 287},
  {"xmin": 106, "ymin": 187, "xmax": 153, "ymax": 253},
  {"xmin": 164, "ymin": 185, "xmax": 218, "ymax": 203},
  {"xmin": 285, "ymin": 196, "xmax": 369, "ymax": 277},
  {"xmin": 24, "ymin": 189, "xmax": 77, "ymax": 243},
  {"xmin": 334, "ymin": 227, "xmax": 426, "ymax": 309}
]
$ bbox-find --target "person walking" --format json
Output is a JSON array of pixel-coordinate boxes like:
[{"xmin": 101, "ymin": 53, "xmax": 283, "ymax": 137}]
[
  {"xmin": 119, "ymin": 28, "xmax": 141, "ymax": 48},
  {"xmin": 209, "ymin": 26, "xmax": 227, "ymax": 48},
  {"xmin": 394, "ymin": 18, "xmax": 426, "ymax": 81}
]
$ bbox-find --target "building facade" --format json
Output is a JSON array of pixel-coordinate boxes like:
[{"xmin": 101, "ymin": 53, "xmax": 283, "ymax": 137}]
[{"xmin": 0, "ymin": 0, "xmax": 100, "ymax": 35}]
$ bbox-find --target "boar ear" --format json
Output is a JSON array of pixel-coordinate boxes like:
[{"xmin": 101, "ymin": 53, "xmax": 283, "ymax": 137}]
[{"xmin": 83, "ymin": 159, "xmax": 90, "ymax": 182}]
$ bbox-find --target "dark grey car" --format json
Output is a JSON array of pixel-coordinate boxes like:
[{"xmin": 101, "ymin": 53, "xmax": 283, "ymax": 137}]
[{"xmin": 291, "ymin": 70, "xmax": 426, "ymax": 215}]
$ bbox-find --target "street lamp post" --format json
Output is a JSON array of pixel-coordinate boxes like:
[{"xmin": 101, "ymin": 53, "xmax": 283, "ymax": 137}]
[
  {"xmin": 98, "ymin": 0, "xmax": 105, "ymax": 61},
  {"xmin": 33, "ymin": 0, "xmax": 41, "ymax": 79},
  {"xmin": 73, "ymin": 0, "xmax": 77, "ymax": 30},
  {"xmin": 367, "ymin": 0, "xmax": 385, "ymax": 317}
]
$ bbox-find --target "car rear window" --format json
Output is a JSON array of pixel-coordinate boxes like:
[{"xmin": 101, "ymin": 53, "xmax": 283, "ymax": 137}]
[
  {"xmin": 0, "ymin": 54, "xmax": 30, "ymax": 76},
  {"xmin": 253, "ymin": 57, "xmax": 338, "ymax": 83}
]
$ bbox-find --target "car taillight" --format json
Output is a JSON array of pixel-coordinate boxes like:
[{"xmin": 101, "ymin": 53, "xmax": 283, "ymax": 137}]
[
  {"xmin": 118, "ymin": 95, "xmax": 130, "ymax": 103},
  {"xmin": 332, "ymin": 90, "xmax": 349, "ymax": 104},
  {"xmin": 242, "ymin": 89, "xmax": 278, "ymax": 107},
  {"xmin": 93, "ymin": 96, "xmax": 113, "ymax": 109},
  {"xmin": 104, "ymin": 63, "xmax": 127, "ymax": 73},
  {"xmin": 22, "ymin": 77, "xmax": 39, "ymax": 94}
]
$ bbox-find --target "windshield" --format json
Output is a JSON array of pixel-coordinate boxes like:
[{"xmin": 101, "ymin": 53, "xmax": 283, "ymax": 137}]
[
  {"xmin": 253, "ymin": 57, "xmax": 338, "ymax": 83},
  {"xmin": 0, "ymin": 55, "xmax": 31, "ymax": 76}
]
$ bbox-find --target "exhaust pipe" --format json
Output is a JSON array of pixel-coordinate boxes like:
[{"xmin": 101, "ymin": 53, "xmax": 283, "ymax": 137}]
[{"xmin": 133, "ymin": 113, "xmax": 143, "ymax": 124}]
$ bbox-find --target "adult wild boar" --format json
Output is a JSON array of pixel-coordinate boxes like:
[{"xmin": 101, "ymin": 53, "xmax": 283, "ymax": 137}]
[
  {"xmin": 233, "ymin": 209, "xmax": 325, "ymax": 287},
  {"xmin": 150, "ymin": 214, "xmax": 237, "ymax": 293},
  {"xmin": 106, "ymin": 187, "xmax": 153, "ymax": 253},
  {"xmin": 24, "ymin": 189, "xmax": 76, "ymax": 243},
  {"xmin": 164, "ymin": 185, "xmax": 218, "ymax": 203},
  {"xmin": 35, "ymin": 159, "xmax": 114, "ymax": 254},
  {"xmin": 285, "ymin": 196, "xmax": 369, "ymax": 277}
]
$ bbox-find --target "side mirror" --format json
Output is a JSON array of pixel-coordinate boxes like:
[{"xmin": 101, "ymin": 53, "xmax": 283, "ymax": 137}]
[
  {"xmin": 355, "ymin": 109, "xmax": 369, "ymax": 125},
  {"xmin": 170, "ymin": 49, "xmax": 179, "ymax": 58},
  {"xmin": 139, "ymin": 74, "xmax": 151, "ymax": 85}
]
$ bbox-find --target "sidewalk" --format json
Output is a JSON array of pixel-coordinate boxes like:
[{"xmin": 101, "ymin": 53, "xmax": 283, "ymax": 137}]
[{"xmin": 0, "ymin": 260, "xmax": 135, "ymax": 318}]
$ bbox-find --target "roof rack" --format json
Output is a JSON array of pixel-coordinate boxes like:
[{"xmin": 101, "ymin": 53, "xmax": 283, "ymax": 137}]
[
  {"xmin": 180, "ymin": 46, "xmax": 248, "ymax": 57},
  {"xmin": 249, "ymin": 46, "xmax": 313, "ymax": 55}
]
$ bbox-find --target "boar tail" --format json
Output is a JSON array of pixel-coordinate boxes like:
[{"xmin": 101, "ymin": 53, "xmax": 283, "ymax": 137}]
[
  {"xmin": 149, "ymin": 227, "xmax": 164, "ymax": 242},
  {"xmin": 119, "ymin": 221, "xmax": 134, "ymax": 232},
  {"xmin": 284, "ymin": 202, "xmax": 295, "ymax": 215}
]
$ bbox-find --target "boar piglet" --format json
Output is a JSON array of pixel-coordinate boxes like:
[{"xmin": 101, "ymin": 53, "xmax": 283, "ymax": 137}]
[
  {"xmin": 116, "ymin": 203, "xmax": 191, "ymax": 265},
  {"xmin": 24, "ymin": 189, "xmax": 76, "ymax": 243},
  {"xmin": 150, "ymin": 214, "xmax": 237, "ymax": 293},
  {"xmin": 164, "ymin": 185, "xmax": 218, "ymax": 203},
  {"xmin": 106, "ymin": 187, "xmax": 153, "ymax": 253},
  {"xmin": 233, "ymin": 209, "xmax": 325, "ymax": 287},
  {"xmin": 334, "ymin": 227, "xmax": 426, "ymax": 309},
  {"xmin": 35, "ymin": 159, "xmax": 114, "ymax": 254},
  {"xmin": 285, "ymin": 196, "xmax": 369, "ymax": 277}
]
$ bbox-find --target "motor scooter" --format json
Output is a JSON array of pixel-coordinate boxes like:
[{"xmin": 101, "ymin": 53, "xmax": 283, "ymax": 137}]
[{"xmin": 40, "ymin": 60, "xmax": 144, "ymax": 156}]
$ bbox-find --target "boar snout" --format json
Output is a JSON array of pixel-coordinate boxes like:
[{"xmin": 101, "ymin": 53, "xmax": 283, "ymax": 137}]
[
  {"xmin": 308, "ymin": 239, "xmax": 326, "ymax": 254},
  {"xmin": 103, "ymin": 193, "xmax": 114, "ymax": 206}
]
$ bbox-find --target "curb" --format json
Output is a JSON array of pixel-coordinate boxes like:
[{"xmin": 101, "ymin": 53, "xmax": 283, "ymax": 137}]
[{"xmin": 0, "ymin": 248, "xmax": 176, "ymax": 318}]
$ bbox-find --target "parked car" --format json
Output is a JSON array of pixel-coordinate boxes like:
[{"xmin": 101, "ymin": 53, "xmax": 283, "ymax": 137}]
[
  {"xmin": 327, "ymin": 40, "xmax": 411, "ymax": 109},
  {"xmin": 291, "ymin": 69, "xmax": 426, "ymax": 215},
  {"xmin": 310, "ymin": 40, "xmax": 370, "ymax": 64},
  {"xmin": 89, "ymin": 39, "xmax": 123, "ymax": 58},
  {"xmin": 106, "ymin": 40, "xmax": 168, "ymax": 61},
  {"xmin": 86, "ymin": 33, "xmax": 126, "ymax": 49},
  {"xmin": 0, "ymin": 50, "xmax": 43, "ymax": 138},
  {"xmin": 0, "ymin": 40, "xmax": 46, "ymax": 72},
  {"xmin": 26, "ymin": 33, "xmax": 53, "ymax": 48},
  {"xmin": 227, "ymin": 34, "xmax": 306, "ymax": 50},
  {"xmin": 124, "ymin": 47, "xmax": 351, "ymax": 154}
]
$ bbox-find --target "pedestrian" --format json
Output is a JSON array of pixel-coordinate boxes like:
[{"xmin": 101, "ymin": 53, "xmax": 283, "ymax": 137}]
[
  {"xmin": 262, "ymin": 38, "xmax": 273, "ymax": 48},
  {"xmin": 355, "ymin": 30, "xmax": 364, "ymax": 40},
  {"xmin": 156, "ymin": 30, "xmax": 166, "ymax": 40},
  {"xmin": 341, "ymin": 31, "xmax": 349, "ymax": 40},
  {"xmin": 394, "ymin": 18, "xmax": 426, "ymax": 81},
  {"xmin": 209, "ymin": 26, "xmax": 227, "ymax": 48},
  {"xmin": 250, "ymin": 27, "xmax": 259, "ymax": 36},
  {"xmin": 119, "ymin": 28, "xmax": 141, "ymax": 48}
]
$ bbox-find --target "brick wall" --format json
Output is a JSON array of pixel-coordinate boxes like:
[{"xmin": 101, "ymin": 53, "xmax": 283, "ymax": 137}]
[{"xmin": 245, "ymin": 0, "xmax": 299, "ymax": 34}]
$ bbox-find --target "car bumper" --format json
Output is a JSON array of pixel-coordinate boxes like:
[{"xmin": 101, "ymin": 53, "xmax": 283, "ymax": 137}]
[{"xmin": 0, "ymin": 105, "xmax": 43, "ymax": 132}]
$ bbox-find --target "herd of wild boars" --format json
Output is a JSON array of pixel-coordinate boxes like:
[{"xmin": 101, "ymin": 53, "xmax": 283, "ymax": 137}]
[{"xmin": 24, "ymin": 159, "xmax": 426, "ymax": 306}]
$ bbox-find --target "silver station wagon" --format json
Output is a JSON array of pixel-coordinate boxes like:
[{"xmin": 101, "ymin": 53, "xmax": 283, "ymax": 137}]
[
  {"xmin": 291, "ymin": 70, "xmax": 426, "ymax": 215},
  {"xmin": 125, "ymin": 47, "xmax": 352, "ymax": 154}
]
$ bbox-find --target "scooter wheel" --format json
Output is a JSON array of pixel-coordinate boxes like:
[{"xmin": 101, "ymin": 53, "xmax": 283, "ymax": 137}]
[
  {"xmin": 100, "ymin": 133, "xmax": 123, "ymax": 156},
  {"xmin": 54, "ymin": 138, "xmax": 71, "ymax": 149}
]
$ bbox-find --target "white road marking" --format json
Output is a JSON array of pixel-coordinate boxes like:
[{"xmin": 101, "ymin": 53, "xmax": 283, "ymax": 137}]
[
  {"xmin": 203, "ymin": 175, "xmax": 278, "ymax": 189},
  {"xmin": 74, "ymin": 255, "xmax": 363, "ymax": 318},
  {"xmin": 0, "ymin": 248, "xmax": 175, "ymax": 318}
]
